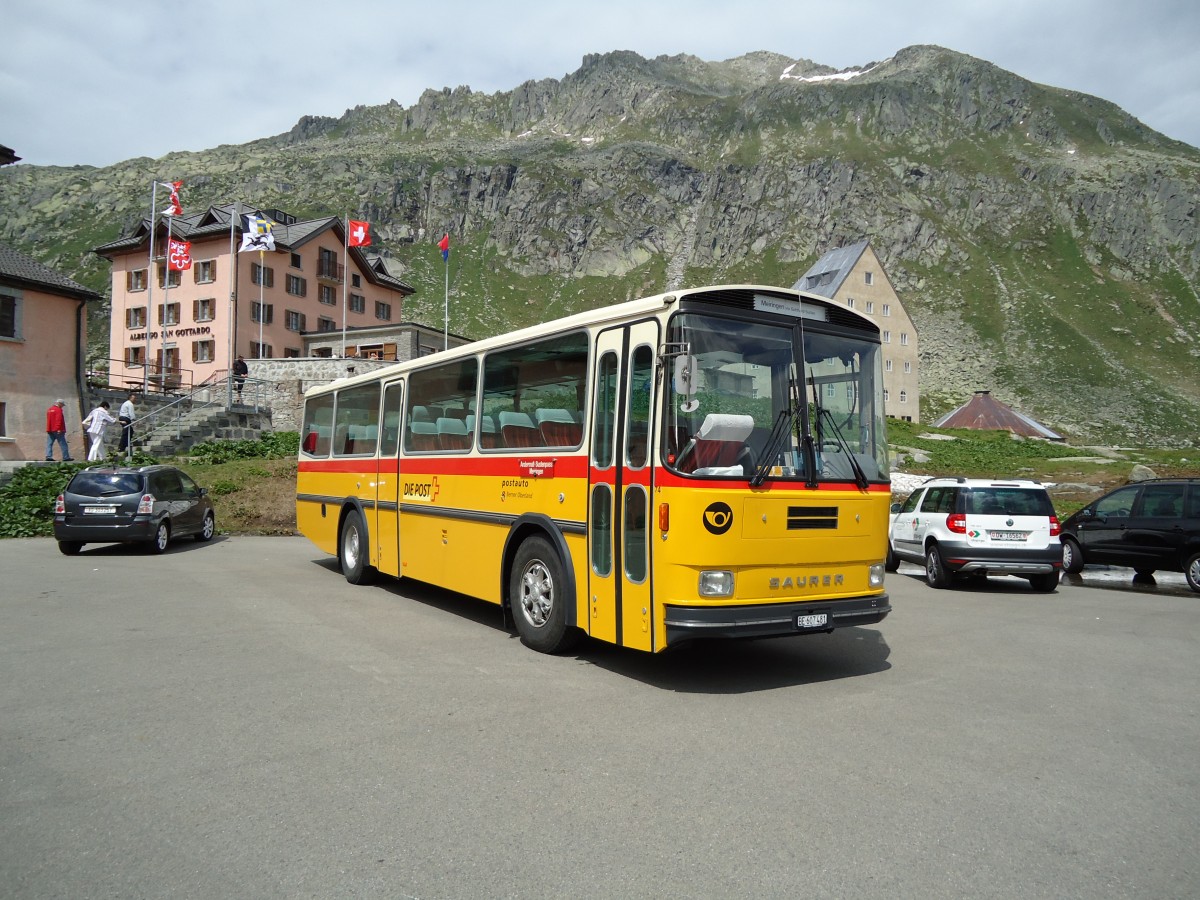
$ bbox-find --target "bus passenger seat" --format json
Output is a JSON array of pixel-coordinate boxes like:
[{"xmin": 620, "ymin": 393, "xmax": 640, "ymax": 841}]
[
  {"xmin": 499, "ymin": 411, "xmax": 544, "ymax": 448},
  {"xmin": 436, "ymin": 416, "xmax": 471, "ymax": 451},
  {"xmin": 535, "ymin": 408, "xmax": 582, "ymax": 446},
  {"xmin": 408, "ymin": 420, "xmax": 440, "ymax": 452}
]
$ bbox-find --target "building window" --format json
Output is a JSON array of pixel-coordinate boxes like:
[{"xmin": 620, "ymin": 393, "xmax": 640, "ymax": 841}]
[
  {"xmin": 192, "ymin": 298, "xmax": 215, "ymax": 322},
  {"xmin": 882, "ymin": 303, "xmax": 891, "ymax": 316},
  {"xmin": 318, "ymin": 248, "xmax": 341, "ymax": 281},
  {"xmin": 351, "ymin": 273, "xmax": 361, "ymax": 288},
  {"xmin": 251, "ymin": 302, "xmax": 273, "ymax": 324},
  {"xmin": 250, "ymin": 342, "xmax": 273, "ymax": 359},
  {"xmin": 285, "ymin": 310, "xmax": 307, "ymax": 332},
  {"xmin": 846, "ymin": 297, "xmax": 855, "ymax": 309},
  {"xmin": 0, "ymin": 401, "xmax": 6, "ymax": 437},
  {"xmin": 158, "ymin": 302, "xmax": 180, "ymax": 326},
  {"xmin": 350, "ymin": 293, "xmax": 365, "ymax": 314},
  {"xmin": 882, "ymin": 330, "xmax": 891, "ymax": 343},
  {"xmin": 900, "ymin": 332, "xmax": 909, "ymax": 346},
  {"xmin": 865, "ymin": 272, "xmax": 874, "ymax": 285},
  {"xmin": 125, "ymin": 345, "xmax": 146, "ymax": 366},
  {"xmin": 192, "ymin": 340, "xmax": 215, "ymax": 363},
  {"xmin": 156, "ymin": 265, "xmax": 181, "ymax": 288},
  {"xmin": 885, "ymin": 359, "xmax": 893, "ymax": 372},
  {"xmin": 375, "ymin": 301, "xmax": 391, "ymax": 321},
  {"xmin": 899, "ymin": 390, "xmax": 908, "ymax": 403},
  {"xmin": 126, "ymin": 307, "xmax": 147, "ymax": 329},
  {"xmin": 317, "ymin": 316, "xmax": 336, "ymax": 332},
  {"xmin": 0, "ymin": 292, "xmax": 18, "ymax": 339},
  {"xmin": 883, "ymin": 388, "xmax": 890, "ymax": 402},
  {"xmin": 286, "ymin": 274, "xmax": 307, "ymax": 297},
  {"xmin": 865, "ymin": 301, "xmax": 874, "ymax": 314},
  {"xmin": 126, "ymin": 269, "xmax": 147, "ymax": 292},
  {"xmin": 251, "ymin": 263, "xmax": 274, "ymax": 287},
  {"xmin": 319, "ymin": 284, "xmax": 336, "ymax": 305},
  {"xmin": 194, "ymin": 260, "xmax": 216, "ymax": 284},
  {"xmin": 290, "ymin": 252, "xmax": 302, "ymax": 269},
  {"xmin": 284, "ymin": 347, "xmax": 301, "ymax": 358},
  {"xmin": 904, "ymin": 361, "xmax": 912, "ymax": 373}
]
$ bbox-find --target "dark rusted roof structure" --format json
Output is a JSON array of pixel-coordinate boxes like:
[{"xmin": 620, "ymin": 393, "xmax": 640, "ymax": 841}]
[{"xmin": 933, "ymin": 390, "xmax": 1063, "ymax": 440}]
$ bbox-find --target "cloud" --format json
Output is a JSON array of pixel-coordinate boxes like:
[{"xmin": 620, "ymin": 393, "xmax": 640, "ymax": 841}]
[{"xmin": 1, "ymin": 0, "xmax": 1197, "ymax": 167}]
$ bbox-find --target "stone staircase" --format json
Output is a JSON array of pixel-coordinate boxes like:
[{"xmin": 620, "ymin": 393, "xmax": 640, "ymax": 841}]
[{"xmin": 136, "ymin": 402, "xmax": 273, "ymax": 457}]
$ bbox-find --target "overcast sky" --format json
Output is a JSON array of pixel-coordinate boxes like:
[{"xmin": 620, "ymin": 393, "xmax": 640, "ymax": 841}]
[{"xmin": 3, "ymin": 0, "xmax": 1198, "ymax": 168}]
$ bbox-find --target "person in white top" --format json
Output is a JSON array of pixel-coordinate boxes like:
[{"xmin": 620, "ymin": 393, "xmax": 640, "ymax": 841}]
[
  {"xmin": 82, "ymin": 401, "xmax": 117, "ymax": 461},
  {"xmin": 117, "ymin": 392, "xmax": 136, "ymax": 454}
]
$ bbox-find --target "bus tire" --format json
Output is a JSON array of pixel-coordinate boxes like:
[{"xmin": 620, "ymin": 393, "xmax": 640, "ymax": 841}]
[
  {"xmin": 510, "ymin": 535, "xmax": 578, "ymax": 654},
  {"xmin": 339, "ymin": 510, "xmax": 374, "ymax": 585}
]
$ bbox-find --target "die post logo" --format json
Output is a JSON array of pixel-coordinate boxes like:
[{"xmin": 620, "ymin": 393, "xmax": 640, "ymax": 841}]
[{"xmin": 703, "ymin": 501, "xmax": 733, "ymax": 535}]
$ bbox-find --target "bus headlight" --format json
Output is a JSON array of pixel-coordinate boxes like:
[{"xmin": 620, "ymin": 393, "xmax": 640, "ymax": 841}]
[
  {"xmin": 698, "ymin": 570, "xmax": 734, "ymax": 597},
  {"xmin": 869, "ymin": 563, "xmax": 885, "ymax": 588}
]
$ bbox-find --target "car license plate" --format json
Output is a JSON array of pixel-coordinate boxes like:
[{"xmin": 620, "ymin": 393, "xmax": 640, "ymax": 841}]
[
  {"xmin": 989, "ymin": 530, "xmax": 1030, "ymax": 541},
  {"xmin": 796, "ymin": 613, "xmax": 828, "ymax": 629},
  {"xmin": 83, "ymin": 506, "xmax": 117, "ymax": 515}
]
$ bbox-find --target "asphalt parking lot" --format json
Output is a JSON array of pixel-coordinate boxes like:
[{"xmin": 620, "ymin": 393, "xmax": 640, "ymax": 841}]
[{"xmin": 1, "ymin": 535, "xmax": 1197, "ymax": 899}]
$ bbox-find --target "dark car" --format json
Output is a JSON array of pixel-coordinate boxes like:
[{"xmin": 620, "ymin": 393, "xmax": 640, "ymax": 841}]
[
  {"xmin": 1060, "ymin": 478, "xmax": 1200, "ymax": 592},
  {"xmin": 54, "ymin": 464, "xmax": 215, "ymax": 555}
]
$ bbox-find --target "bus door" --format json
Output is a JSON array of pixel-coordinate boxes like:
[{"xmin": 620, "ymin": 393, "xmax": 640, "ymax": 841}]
[
  {"xmin": 588, "ymin": 322, "xmax": 658, "ymax": 652},
  {"xmin": 375, "ymin": 380, "xmax": 404, "ymax": 577}
]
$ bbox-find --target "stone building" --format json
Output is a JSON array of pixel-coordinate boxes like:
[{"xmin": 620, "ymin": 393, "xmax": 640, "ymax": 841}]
[{"xmin": 794, "ymin": 240, "xmax": 920, "ymax": 422}]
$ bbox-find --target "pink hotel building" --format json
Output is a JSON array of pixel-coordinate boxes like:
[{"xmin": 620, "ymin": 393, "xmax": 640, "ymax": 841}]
[{"xmin": 94, "ymin": 204, "xmax": 414, "ymax": 390}]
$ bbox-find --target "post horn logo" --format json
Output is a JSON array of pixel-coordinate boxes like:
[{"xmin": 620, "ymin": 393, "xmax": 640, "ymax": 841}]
[{"xmin": 703, "ymin": 501, "xmax": 734, "ymax": 535}]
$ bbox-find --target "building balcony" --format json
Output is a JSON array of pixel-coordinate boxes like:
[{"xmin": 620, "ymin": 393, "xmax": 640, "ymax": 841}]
[{"xmin": 317, "ymin": 261, "xmax": 344, "ymax": 284}]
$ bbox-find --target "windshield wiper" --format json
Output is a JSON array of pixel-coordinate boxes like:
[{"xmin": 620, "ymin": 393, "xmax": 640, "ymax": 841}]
[
  {"xmin": 750, "ymin": 406, "xmax": 797, "ymax": 487},
  {"xmin": 817, "ymin": 407, "xmax": 869, "ymax": 489}
]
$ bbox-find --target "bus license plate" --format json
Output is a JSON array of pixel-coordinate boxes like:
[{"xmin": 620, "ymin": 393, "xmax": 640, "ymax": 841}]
[{"xmin": 796, "ymin": 613, "xmax": 828, "ymax": 629}]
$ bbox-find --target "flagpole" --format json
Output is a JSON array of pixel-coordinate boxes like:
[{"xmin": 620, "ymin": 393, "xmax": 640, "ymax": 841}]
[
  {"xmin": 258, "ymin": 248, "xmax": 265, "ymax": 360},
  {"xmin": 341, "ymin": 215, "xmax": 349, "ymax": 358},
  {"xmin": 227, "ymin": 202, "xmax": 240, "ymax": 407},
  {"xmin": 162, "ymin": 213, "xmax": 173, "ymax": 392},
  {"xmin": 443, "ymin": 240, "xmax": 449, "ymax": 351},
  {"xmin": 145, "ymin": 181, "xmax": 158, "ymax": 394}
]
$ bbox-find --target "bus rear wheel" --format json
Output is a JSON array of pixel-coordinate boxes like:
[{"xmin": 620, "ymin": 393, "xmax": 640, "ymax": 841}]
[
  {"xmin": 510, "ymin": 536, "xmax": 578, "ymax": 654},
  {"xmin": 339, "ymin": 510, "xmax": 374, "ymax": 585}
]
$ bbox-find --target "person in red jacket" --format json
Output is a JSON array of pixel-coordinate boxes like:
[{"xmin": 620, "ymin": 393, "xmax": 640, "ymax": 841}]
[{"xmin": 45, "ymin": 399, "xmax": 73, "ymax": 461}]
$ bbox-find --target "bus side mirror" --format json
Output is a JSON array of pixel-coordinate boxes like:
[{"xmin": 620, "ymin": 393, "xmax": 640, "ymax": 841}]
[{"xmin": 674, "ymin": 355, "xmax": 699, "ymax": 412}]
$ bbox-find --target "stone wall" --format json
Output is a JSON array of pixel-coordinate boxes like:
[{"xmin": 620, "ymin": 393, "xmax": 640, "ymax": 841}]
[{"xmin": 242, "ymin": 357, "xmax": 392, "ymax": 432}]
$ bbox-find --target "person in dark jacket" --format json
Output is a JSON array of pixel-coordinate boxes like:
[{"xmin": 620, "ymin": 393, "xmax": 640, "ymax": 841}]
[{"xmin": 232, "ymin": 356, "xmax": 248, "ymax": 399}]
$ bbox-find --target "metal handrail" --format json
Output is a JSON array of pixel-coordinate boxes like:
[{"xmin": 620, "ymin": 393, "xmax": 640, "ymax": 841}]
[{"xmin": 124, "ymin": 374, "xmax": 266, "ymax": 460}]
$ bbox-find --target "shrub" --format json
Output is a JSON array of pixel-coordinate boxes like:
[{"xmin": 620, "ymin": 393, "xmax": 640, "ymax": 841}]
[
  {"xmin": 0, "ymin": 462, "xmax": 84, "ymax": 537},
  {"xmin": 188, "ymin": 432, "xmax": 300, "ymax": 465}
]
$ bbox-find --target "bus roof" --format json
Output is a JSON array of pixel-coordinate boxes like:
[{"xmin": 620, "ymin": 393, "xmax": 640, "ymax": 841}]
[{"xmin": 304, "ymin": 283, "xmax": 877, "ymax": 396}]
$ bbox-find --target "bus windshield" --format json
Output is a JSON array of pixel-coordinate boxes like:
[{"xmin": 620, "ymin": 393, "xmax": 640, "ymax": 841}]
[{"xmin": 663, "ymin": 311, "xmax": 889, "ymax": 483}]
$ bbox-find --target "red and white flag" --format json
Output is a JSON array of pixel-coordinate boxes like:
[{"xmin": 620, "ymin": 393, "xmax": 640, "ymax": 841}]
[
  {"xmin": 161, "ymin": 180, "xmax": 183, "ymax": 217},
  {"xmin": 348, "ymin": 219, "xmax": 371, "ymax": 247},
  {"xmin": 168, "ymin": 239, "xmax": 192, "ymax": 271}
]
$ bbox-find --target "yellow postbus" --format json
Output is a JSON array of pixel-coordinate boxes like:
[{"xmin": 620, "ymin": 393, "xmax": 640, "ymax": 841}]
[{"xmin": 297, "ymin": 284, "xmax": 892, "ymax": 653}]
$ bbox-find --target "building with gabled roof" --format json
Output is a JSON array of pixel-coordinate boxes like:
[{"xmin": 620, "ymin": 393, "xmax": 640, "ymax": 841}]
[
  {"xmin": 794, "ymin": 240, "xmax": 920, "ymax": 421},
  {"xmin": 933, "ymin": 390, "xmax": 1063, "ymax": 440},
  {"xmin": 93, "ymin": 204, "xmax": 414, "ymax": 392},
  {"xmin": 0, "ymin": 241, "xmax": 102, "ymax": 460}
]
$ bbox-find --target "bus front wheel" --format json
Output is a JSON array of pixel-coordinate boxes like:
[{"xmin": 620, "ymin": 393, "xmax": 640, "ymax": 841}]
[
  {"xmin": 510, "ymin": 536, "xmax": 578, "ymax": 654},
  {"xmin": 339, "ymin": 511, "xmax": 374, "ymax": 585}
]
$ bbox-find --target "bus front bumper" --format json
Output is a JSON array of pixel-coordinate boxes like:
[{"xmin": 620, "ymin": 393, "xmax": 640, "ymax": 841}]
[{"xmin": 663, "ymin": 594, "xmax": 890, "ymax": 646}]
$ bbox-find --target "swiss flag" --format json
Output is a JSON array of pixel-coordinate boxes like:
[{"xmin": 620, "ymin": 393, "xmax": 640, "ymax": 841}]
[
  {"xmin": 348, "ymin": 219, "xmax": 371, "ymax": 247},
  {"xmin": 163, "ymin": 181, "xmax": 183, "ymax": 217},
  {"xmin": 168, "ymin": 239, "xmax": 192, "ymax": 271}
]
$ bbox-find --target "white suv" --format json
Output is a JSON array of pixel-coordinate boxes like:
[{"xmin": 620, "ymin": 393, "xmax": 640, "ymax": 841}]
[{"xmin": 886, "ymin": 477, "xmax": 1063, "ymax": 591}]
